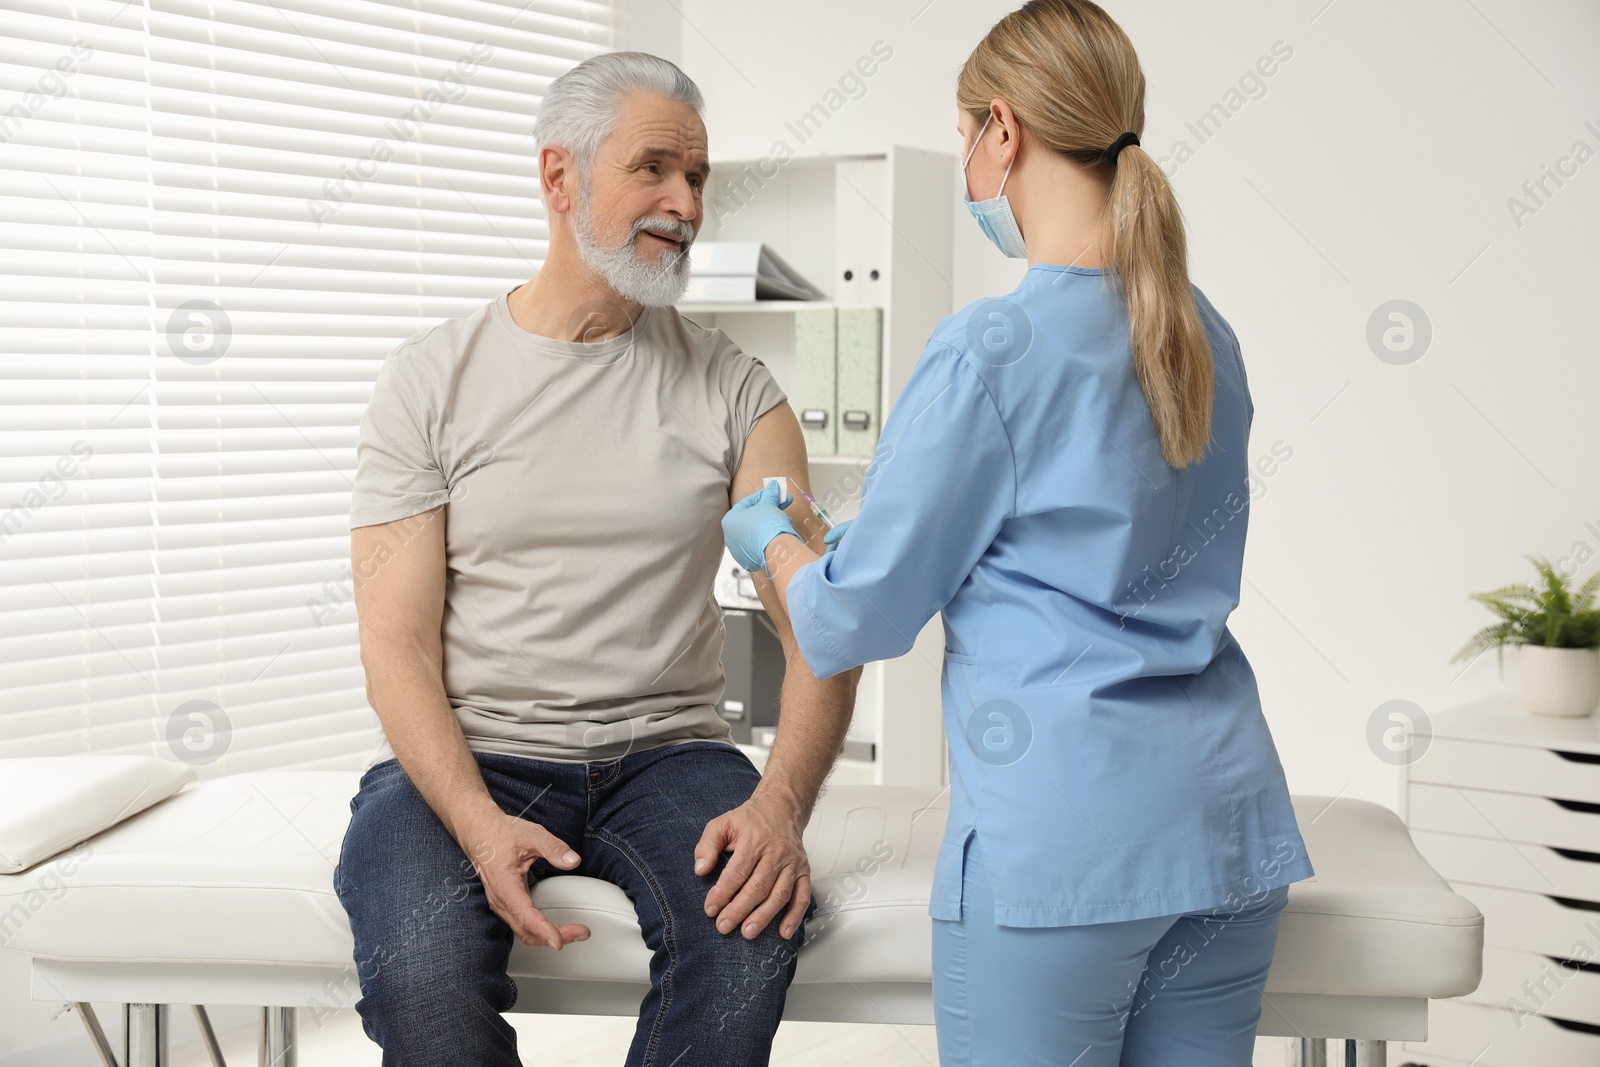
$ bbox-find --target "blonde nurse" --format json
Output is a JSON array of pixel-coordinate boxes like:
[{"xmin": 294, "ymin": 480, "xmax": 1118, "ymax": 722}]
[{"xmin": 718, "ymin": 1, "xmax": 1315, "ymax": 1063}]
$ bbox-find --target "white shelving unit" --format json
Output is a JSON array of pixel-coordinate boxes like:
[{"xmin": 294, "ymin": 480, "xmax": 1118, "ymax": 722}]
[{"xmin": 683, "ymin": 147, "xmax": 955, "ymax": 789}]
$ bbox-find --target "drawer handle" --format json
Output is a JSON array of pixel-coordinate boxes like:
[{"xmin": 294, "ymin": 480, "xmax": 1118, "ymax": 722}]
[
  {"xmin": 1554, "ymin": 797, "xmax": 1600, "ymax": 815},
  {"xmin": 1546, "ymin": 952, "xmax": 1600, "ymax": 976},
  {"xmin": 1554, "ymin": 749, "xmax": 1600, "ymax": 765},
  {"xmin": 1550, "ymin": 1017, "xmax": 1600, "ymax": 1037},
  {"xmin": 1552, "ymin": 894, "xmax": 1600, "ymax": 913},
  {"xmin": 1553, "ymin": 846, "xmax": 1600, "ymax": 864}
]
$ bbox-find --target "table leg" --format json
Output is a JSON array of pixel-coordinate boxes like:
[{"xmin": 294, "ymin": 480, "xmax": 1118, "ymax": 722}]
[
  {"xmin": 1343, "ymin": 1039, "xmax": 1386, "ymax": 1066},
  {"xmin": 124, "ymin": 1003, "xmax": 169, "ymax": 1067},
  {"xmin": 259, "ymin": 1006, "xmax": 296, "ymax": 1067},
  {"xmin": 1292, "ymin": 1037, "xmax": 1329, "ymax": 1066},
  {"xmin": 74, "ymin": 1003, "xmax": 119, "ymax": 1067}
]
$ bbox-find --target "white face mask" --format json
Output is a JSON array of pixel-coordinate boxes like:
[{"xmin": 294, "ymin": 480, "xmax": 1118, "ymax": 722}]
[{"xmin": 962, "ymin": 112, "xmax": 1027, "ymax": 259}]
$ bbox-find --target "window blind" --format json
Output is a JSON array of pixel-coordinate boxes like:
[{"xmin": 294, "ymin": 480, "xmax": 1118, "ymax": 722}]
[{"xmin": 0, "ymin": 0, "xmax": 614, "ymax": 772}]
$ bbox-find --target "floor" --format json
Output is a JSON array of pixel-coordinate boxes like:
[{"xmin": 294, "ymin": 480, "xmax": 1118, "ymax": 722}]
[{"xmin": 168, "ymin": 1011, "xmax": 1289, "ymax": 1065}]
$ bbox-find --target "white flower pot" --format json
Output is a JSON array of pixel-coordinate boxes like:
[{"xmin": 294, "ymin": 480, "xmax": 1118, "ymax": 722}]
[{"xmin": 1518, "ymin": 645, "xmax": 1600, "ymax": 717}]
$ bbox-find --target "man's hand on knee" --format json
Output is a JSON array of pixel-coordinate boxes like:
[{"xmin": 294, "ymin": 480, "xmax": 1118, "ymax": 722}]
[
  {"xmin": 457, "ymin": 810, "xmax": 592, "ymax": 951},
  {"xmin": 695, "ymin": 797, "xmax": 812, "ymax": 941}
]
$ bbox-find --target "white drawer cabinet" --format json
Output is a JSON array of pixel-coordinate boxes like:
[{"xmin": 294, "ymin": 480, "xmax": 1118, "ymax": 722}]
[
  {"xmin": 1402, "ymin": 698, "xmax": 1600, "ymax": 1067},
  {"xmin": 1401, "ymin": 999, "xmax": 1600, "ymax": 1066}
]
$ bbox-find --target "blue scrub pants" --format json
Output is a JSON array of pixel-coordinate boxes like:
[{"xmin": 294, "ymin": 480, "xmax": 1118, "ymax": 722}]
[{"xmin": 932, "ymin": 834, "xmax": 1289, "ymax": 1067}]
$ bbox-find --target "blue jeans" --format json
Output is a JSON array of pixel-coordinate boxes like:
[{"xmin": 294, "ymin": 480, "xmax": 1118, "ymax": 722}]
[
  {"xmin": 333, "ymin": 740, "xmax": 814, "ymax": 1067},
  {"xmin": 933, "ymin": 834, "xmax": 1289, "ymax": 1066}
]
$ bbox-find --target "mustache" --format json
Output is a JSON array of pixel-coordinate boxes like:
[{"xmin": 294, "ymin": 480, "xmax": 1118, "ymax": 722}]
[{"xmin": 630, "ymin": 215, "xmax": 695, "ymax": 252}]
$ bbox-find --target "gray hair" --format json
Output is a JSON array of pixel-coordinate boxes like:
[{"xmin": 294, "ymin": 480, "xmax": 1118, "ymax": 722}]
[{"xmin": 534, "ymin": 51, "xmax": 705, "ymax": 183}]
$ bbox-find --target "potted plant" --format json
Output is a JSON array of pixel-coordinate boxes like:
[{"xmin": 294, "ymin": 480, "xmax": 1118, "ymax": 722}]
[{"xmin": 1453, "ymin": 556, "xmax": 1600, "ymax": 717}]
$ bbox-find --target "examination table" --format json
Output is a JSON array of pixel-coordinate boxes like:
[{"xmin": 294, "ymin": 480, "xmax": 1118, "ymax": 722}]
[{"xmin": 0, "ymin": 761, "xmax": 1483, "ymax": 1066}]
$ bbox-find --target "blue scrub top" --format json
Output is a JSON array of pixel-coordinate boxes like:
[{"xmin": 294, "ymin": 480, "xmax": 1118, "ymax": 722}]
[{"xmin": 788, "ymin": 264, "xmax": 1315, "ymax": 927}]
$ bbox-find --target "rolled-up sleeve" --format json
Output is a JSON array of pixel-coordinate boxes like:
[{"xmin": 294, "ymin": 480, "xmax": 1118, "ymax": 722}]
[
  {"xmin": 349, "ymin": 345, "xmax": 451, "ymax": 529},
  {"xmin": 788, "ymin": 340, "xmax": 1015, "ymax": 678}
]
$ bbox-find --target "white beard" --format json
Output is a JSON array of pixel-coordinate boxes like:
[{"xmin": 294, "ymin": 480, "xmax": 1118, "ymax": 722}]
[{"xmin": 572, "ymin": 193, "xmax": 694, "ymax": 308}]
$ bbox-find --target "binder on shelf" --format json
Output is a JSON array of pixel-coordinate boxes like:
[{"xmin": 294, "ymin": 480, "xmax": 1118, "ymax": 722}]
[
  {"xmin": 836, "ymin": 307, "xmax": 882, "ymax": 455},
  {"xmin": 833, "ymin": 159, "xmax": 889, "ymax": 306},
  {"xmin": 681, "ymin": 241, "xmax": 824, "ymax": 303},
  {"xmin": 794, "ymin": 309, "xmax": 838, "ymax": 456}
]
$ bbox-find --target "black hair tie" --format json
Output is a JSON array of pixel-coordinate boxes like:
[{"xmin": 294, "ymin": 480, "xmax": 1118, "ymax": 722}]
[{"xmin": 1104, "ymin": 131, "xmax": 1140, "ymax": 163}]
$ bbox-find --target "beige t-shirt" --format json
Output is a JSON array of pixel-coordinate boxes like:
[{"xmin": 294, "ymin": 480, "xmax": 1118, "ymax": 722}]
[{"xmin": 350, "ymin": 285, "xmax": 787, "ymax": 769}]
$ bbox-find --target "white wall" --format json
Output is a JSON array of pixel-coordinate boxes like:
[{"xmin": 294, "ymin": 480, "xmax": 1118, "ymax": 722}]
[{"xmin": 637, "ymin": 0, "xmax": 1600, "ymax": 813}]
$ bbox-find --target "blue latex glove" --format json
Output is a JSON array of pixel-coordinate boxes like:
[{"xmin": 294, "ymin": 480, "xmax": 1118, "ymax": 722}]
[
  {"xmin": 822, "ymin": 518, "xmax": 852, "ymax": 553},
  {"xmin": 723, "ymin": 481, "xmax": 802, "ymax": 573}
]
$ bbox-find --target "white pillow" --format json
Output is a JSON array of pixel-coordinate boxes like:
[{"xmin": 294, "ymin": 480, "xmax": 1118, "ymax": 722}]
[{"xmin": 0, "ymin": 756, "xmax": 197, "ymax": 874}]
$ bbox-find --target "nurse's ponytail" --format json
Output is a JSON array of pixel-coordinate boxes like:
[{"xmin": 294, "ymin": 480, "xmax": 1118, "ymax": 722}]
[{"xmin": 959, "ymin": 0, "xmax": 1214, "ymax": 469}]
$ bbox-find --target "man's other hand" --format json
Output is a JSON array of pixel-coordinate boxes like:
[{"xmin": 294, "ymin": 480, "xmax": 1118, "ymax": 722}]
[
  {"xmin": 694, "ymin": 794, "xmax": 811, "ymax": 940},
  {"xmin": 456, "ymin": 809, "xmax": 593, "ymax": 951}
]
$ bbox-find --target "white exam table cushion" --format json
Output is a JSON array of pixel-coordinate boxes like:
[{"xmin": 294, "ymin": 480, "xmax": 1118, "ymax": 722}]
[
  {"xmin": 1274, "ymin": 795, "xmax": 1482, "ymax": 999},
  {"xmin": 0, "ymin": 770, "xmax": 1482, "ymax": 1001},
  {"xmin": 0, "ymin": 756, "xmax": 196, "ymax": 875}
]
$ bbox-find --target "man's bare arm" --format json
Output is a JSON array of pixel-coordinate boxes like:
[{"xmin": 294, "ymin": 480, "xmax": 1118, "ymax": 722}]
[
  {"xmin": 740, "ymin": 406, "xmax": 862, "ymax": 826},
  {"xmin": 694, "ymin": 402, "xmax": 862, "ymax": 940},
  {"xmin": 352, "ymin": 507, "xmax": 589, "ymax": 950}
]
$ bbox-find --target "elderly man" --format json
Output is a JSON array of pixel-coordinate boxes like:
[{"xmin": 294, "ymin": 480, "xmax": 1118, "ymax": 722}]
[{"xmin": 334, "ymin": 51, "xmax": 856, "ymax": 1067}]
